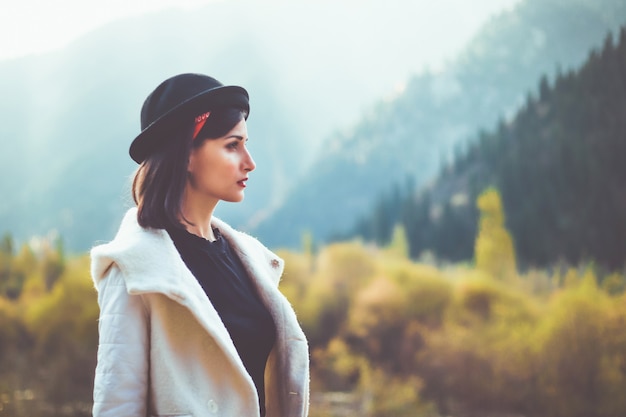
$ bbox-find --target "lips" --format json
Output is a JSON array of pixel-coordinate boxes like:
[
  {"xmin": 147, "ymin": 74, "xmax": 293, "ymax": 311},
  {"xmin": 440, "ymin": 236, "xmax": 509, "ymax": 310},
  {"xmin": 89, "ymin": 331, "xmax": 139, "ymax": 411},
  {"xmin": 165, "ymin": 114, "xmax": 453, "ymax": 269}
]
[{"xmin": 237, "ymin": 177, "xmax": 248, "ymax": 187}]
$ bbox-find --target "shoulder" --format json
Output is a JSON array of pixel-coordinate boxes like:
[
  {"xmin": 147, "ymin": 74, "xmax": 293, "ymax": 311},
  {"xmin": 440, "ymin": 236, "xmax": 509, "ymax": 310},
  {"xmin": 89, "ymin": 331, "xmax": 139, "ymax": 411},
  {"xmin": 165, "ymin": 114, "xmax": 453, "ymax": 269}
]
[
  {"xmin": 212, "ymin": 217, "xmax": 284, "ymax": 285},
  {"xmin": 90, "ymin": 208, "xmax": 181, "ymax": 289}
]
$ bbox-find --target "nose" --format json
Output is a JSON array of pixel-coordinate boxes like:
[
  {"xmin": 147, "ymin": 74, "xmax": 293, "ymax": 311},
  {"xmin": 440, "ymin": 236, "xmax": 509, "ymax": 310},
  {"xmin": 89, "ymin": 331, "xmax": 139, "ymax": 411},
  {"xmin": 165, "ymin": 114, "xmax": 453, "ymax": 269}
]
[{"xmin": 244, "ymin": 147, "xmax": 256, "ymax": 172}]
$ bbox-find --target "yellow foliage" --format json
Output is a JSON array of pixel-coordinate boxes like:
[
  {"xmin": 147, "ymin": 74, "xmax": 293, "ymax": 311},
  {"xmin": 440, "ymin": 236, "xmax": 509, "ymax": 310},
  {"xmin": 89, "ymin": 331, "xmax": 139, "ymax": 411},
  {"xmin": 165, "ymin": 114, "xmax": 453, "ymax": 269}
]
[
  {"xmin": 413, "ymin": 271, "xmax": 545, "ymax": 411},
  {"xmin": 384, "ymin": 224, "xmax": 409, "ymax": 259},
  {"xmin": 601, "ymin": 295, "xmax": 626, "ymax": 413},
  {"xmin": 452, "ymin": 273, "xmax": 538, "ymax": 324},
  {"xmin": 474, "ymin": 188, "xmax": 517, "ymax": 280},
  {"xmin": 601, "ymin": 272, "xmax": 625, "ymax": 295},
  {"xmin": 19, "ymin": 274, "xmax": 47, "ymax": 302},
  {"xmin": 23, "ymin": 256, "xmax": 98, "ymax": 355},
  {"xmin": 349, "ymin": 261, "xmax": 453, "ymax": 338},
  {"xmin": 315, "ymin": 242, "xmax": 377, "ymax": 287},
  {"xmin": 359, "ymin": 364, "xmax": 434, "ymax": 417},
  {"xmin": 518, "ymin": 267, "xmax": 555, "ymax": 296},
  {"xmin": 0, "ymin": 234, "xmax": 622, "ymax": 416},
  {"xmin": 296, "ymin": 242, "xmax": 377, "ymax": 346},
  {"xmin": 349, "ymin": 276, "xmax": 405, "ymax": 338},
  {"xmin": 311, "ymin": 338, "xmax": 363, "ymax": 392},
  {"xmin": 0, "ymin": 297, "xmax": 20, "ymax": 352},
  {"xmin": 275, "ymin": 249, "xmax": 311, "ymax": 307},
  {"xmin": 387, "ymin": 262, "xmax": 452, "ymax": 325},
  {"xmin": 530, "ymin": 268, "xmax": 623, "ymax": 415},
  {"xmin": 12, "ymin": 244, "xmax": 38, "ymax": 278}
]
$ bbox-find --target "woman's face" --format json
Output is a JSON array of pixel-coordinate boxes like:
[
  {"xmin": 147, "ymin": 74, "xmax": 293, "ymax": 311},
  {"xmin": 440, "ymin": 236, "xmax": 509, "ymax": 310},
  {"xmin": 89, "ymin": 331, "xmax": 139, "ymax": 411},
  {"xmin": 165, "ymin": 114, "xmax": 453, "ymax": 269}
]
[{"xmin": 186, "ymin": 119, "xmax": 256, "ymax": 205}]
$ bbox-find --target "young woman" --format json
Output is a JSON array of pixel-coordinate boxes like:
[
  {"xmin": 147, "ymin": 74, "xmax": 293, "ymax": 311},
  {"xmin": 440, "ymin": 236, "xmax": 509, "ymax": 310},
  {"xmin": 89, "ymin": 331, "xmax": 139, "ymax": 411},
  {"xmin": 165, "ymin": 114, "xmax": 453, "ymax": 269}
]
[{"xmin": 90, "ymin": 73, "xmax": 310, "ymax": 417}]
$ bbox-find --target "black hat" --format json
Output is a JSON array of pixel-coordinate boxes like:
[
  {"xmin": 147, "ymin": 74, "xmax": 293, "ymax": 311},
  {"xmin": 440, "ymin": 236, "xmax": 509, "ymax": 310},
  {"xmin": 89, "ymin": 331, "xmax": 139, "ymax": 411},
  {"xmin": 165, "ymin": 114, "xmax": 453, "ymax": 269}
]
[{"xmin": 129, "ymin": 73, "xmax": 249, "ymax": 163}]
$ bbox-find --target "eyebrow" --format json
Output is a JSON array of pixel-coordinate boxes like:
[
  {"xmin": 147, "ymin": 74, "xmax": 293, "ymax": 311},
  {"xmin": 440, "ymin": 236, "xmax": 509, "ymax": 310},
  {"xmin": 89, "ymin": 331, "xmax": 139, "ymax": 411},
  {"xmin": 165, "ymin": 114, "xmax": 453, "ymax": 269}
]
[{"xmin": 225, "ymin": 135, "xmax": 248, "ymax": 141}]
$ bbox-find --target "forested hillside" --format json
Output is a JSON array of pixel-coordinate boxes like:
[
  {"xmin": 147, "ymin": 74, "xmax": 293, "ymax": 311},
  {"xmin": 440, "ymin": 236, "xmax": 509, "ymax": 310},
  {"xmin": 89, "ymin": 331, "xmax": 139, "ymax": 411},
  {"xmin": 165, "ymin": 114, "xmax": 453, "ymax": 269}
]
[
  {"xmin": 253, "ymin": 0, "xmax": 626, "ymax": 249},
  {"xmin": 343, "ymin": 27, "xmax": 626, "ymax": 271}
]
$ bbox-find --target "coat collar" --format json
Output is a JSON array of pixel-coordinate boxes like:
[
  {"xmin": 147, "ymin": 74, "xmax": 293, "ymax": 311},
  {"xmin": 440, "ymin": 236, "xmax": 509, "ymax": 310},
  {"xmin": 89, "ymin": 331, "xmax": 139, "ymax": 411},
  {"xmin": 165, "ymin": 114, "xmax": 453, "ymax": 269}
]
[{"xmin": 91, "ymin": 208, "xmax": 283, "ymax": 293}]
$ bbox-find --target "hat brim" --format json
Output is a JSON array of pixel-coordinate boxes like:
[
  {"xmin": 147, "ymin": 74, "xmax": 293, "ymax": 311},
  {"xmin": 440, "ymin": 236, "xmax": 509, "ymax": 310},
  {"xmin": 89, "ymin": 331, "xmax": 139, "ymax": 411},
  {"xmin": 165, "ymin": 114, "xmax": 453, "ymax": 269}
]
[{"xmin": 129, "ymin": 85, "xmax": 249, "ymax": 164}]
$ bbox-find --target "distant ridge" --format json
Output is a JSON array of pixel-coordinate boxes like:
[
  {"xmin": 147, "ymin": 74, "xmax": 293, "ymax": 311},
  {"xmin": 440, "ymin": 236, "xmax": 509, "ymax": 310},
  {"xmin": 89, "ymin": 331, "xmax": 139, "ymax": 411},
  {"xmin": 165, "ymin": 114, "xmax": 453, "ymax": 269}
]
[
  {"xmin": 252, "ymin": 0, "xmax": 626, "ymax": 250},
  {"xmin": 343, "ymin": 26, "xmax": 626, "ymax": 270}
]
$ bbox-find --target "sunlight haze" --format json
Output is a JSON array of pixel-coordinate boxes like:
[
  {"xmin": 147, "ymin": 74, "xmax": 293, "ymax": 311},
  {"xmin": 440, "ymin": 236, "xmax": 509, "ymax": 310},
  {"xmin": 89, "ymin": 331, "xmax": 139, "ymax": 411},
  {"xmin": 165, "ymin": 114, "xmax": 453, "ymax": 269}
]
[
  {"xmin": 1, "ymin": 0, "xmax": 222, "ymax": 60},
  {"xmin": 1, "ymin": 0, "xmax": 521, "ymax": 62}
]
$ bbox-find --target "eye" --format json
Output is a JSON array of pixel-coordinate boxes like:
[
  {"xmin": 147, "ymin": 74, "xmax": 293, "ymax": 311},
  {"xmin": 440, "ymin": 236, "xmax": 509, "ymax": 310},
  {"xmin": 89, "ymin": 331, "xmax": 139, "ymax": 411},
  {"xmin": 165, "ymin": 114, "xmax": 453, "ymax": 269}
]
[{"xmin": 226, "ymin": 141, "xmax": 239, "ymax": 150}]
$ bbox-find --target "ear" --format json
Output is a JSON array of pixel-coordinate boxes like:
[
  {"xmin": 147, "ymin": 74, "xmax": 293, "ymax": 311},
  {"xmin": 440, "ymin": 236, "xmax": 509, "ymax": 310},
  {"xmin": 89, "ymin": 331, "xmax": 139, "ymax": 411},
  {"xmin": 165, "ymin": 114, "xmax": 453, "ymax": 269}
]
[{"xmin": 187, "ymin": 148, "xmax": 197, "ymax": 174}]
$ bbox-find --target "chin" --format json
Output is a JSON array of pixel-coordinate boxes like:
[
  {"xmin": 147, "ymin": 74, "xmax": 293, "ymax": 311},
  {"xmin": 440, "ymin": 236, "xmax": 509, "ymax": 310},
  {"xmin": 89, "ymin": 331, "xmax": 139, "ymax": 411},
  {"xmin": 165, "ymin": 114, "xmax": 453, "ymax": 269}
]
[{"xmin": 224, "ymin": 194, "xmax": 245, "ymax": 203}]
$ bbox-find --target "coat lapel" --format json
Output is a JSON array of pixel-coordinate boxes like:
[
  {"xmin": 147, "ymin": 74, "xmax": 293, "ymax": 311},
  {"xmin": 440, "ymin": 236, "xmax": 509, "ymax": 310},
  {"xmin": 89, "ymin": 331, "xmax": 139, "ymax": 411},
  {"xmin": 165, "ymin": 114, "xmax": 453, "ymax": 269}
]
[{"xmin": 215, "ymin": 218, "xmax": 310, "ymax": 416}]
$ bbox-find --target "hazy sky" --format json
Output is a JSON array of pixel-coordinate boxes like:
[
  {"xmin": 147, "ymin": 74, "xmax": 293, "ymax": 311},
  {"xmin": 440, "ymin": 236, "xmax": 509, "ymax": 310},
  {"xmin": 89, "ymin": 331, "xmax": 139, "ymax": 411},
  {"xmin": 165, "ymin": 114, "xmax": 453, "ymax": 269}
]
[
  {"xmin": 1, "ymin": 0, "xmax": 218, "ymax": 60},
  {"xmin": 2, "ymin": 0, "xmax": 522, "ymax": 62}
]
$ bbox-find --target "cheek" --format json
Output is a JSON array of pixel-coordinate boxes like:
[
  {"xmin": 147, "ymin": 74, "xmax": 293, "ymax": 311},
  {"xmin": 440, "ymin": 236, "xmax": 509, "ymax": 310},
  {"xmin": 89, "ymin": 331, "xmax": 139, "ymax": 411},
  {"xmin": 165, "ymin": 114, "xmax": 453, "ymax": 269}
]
[
  {"xmin": 192, "ymin": 152, "xmax": 239, "ymax": 180},
  {"xmin": 188, "ymin": 153, "xmax": 211, "ymax": 182},
  {"xmin": 219, "ymin": 152, "xmax": 241, "ymax": 170}
]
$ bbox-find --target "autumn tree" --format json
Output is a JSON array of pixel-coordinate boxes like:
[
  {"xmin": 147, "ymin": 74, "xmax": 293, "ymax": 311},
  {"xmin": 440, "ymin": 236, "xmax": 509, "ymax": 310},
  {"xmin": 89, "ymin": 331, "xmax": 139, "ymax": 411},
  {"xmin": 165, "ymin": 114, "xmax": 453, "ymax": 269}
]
[{"xmin": 474, "ymin": 188, "xmax": 517, "ymax": 280}]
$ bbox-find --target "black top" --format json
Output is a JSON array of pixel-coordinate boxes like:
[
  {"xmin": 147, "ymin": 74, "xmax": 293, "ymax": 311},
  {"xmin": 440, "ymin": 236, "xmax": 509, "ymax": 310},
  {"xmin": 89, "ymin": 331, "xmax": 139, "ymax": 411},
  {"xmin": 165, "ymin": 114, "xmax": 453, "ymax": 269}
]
[{"xmin": 166, "ymin": 225, "xmax": 276, "ymax": 417}]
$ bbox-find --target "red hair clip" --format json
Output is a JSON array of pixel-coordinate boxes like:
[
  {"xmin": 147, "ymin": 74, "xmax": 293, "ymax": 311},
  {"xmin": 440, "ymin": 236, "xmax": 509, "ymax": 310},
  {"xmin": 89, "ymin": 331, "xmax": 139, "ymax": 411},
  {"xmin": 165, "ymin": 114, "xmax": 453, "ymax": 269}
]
[{"xmin": 192, "ymin": 112, "xmax": 211, "ymax": 140}]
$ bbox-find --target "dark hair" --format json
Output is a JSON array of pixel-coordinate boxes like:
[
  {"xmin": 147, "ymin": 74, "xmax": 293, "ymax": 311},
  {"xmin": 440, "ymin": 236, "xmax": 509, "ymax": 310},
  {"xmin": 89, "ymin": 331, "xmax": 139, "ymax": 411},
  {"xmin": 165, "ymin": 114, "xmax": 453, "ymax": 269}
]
[{"xmin": 132, "ymin": 107, "xmax": 247, "ymax": 229}]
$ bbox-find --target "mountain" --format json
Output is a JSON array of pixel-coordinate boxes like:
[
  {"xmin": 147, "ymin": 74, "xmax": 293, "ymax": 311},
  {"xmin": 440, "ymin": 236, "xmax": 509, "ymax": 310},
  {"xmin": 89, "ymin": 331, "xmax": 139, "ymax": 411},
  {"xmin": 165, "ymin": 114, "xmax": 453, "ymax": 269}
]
[
  {"xmin": 0, "ymin": 0, "xmax": 481, "ymax": 251},
  {"xmin": 343, "ymin": 27, "xmax": 626, "ymax": 271},
  {"xmin": 252, "ymin": 0, "xmax": 626, "ymax": 249}
]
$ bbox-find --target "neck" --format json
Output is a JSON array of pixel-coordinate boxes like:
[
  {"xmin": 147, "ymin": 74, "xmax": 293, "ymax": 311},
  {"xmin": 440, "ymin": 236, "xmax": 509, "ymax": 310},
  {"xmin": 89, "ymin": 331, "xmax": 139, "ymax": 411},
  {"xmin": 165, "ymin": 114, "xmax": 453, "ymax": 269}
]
[{"xmin": 180, "ymin": 186, "xmax": 219, "ymax": 241}]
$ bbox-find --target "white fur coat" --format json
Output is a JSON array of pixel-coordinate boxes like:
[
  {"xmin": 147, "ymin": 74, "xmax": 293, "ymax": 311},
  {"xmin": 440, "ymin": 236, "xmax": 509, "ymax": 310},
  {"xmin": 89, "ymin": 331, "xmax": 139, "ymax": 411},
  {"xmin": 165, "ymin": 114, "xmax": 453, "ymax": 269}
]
[{"xmin": 90, "ymin": 208, "xmax": 310, "ymax": 417}]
